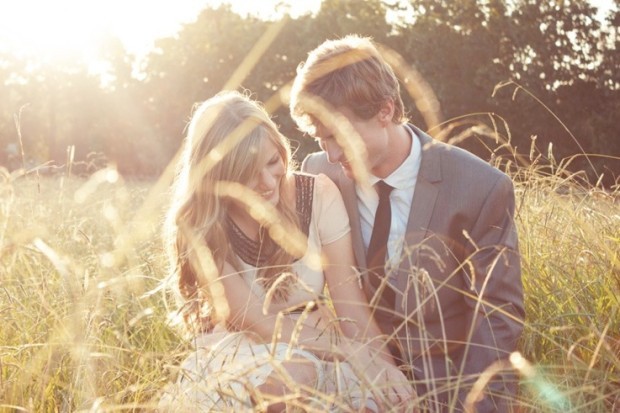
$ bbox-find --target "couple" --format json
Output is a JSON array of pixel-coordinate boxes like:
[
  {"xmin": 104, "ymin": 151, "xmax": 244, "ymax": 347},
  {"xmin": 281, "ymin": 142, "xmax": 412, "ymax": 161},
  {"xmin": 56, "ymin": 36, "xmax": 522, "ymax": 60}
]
[{"xmin": 159, "ymin": 35, "xmax": 524, "ymax": 412}]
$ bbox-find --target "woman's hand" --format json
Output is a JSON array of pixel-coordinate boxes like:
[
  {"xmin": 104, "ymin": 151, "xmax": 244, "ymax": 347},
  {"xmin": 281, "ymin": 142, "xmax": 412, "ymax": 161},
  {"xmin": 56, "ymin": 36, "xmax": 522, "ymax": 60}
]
[
  {"xmin": 371, "ymin": 359, "xmax": 417, "ymax": 412},
  {"xmin": 363, "ymin": 357, "xmax": 415, "ymax": 411},
  {"xmin": 342, "ymin": 343, "xmax": 417, "ymax": 411}
]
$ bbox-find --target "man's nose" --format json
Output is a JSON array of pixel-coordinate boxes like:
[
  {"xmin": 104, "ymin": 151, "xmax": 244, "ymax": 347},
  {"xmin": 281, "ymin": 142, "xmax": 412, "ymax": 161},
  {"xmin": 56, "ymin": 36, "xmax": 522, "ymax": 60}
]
[{"xmin": 324, "ymin": 141, "xmax": 344, "ymax": 164}]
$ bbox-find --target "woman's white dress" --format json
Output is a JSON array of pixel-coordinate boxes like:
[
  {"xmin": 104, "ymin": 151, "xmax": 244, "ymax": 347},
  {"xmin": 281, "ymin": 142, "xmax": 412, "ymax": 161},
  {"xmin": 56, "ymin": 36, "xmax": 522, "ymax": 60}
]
[{"xmin": 158, "ymin": 174, "xmax": 378, "ymax": 412}]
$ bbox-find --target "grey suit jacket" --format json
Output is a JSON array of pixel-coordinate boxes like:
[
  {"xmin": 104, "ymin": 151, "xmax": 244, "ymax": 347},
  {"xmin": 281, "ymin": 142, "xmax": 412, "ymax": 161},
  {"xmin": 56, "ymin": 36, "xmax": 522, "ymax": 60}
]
[{"xmin": 302, "ymin": 124, "xmax": 525, "ymax": 412}]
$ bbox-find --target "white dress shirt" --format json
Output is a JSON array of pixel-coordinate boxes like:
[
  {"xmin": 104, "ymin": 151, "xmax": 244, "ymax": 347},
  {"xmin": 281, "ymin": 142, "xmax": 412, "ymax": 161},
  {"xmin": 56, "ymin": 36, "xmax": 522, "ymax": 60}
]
[{"xmin": 356, "ymin": 124, "xmax": 422, "ymax": 276}]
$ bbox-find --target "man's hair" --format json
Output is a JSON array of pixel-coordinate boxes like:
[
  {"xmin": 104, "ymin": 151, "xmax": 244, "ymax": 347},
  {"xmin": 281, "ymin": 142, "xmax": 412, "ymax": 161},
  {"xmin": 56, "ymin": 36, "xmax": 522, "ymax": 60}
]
[{"xmin": 290, "ymin": 35, "xmax": 406, "ymax": 135}]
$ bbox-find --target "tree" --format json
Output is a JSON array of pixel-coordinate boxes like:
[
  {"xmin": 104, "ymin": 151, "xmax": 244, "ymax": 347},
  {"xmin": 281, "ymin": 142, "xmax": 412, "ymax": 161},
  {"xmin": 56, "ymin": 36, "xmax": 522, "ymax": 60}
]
[
  {"xmin": 0, "ymin": 0, "xmax": 616, "ymax": 183},
  {"xmin": 135, "ymin": 6, "xmax": 273, "ymax": 172}
]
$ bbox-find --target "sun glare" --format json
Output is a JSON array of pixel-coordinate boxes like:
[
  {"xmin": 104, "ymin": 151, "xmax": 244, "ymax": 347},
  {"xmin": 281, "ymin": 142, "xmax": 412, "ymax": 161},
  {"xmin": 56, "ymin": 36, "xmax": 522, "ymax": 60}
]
[
  {"xmin": 0, "ymin": 0, "xmax": 325, "ymax": 66},
  {"xmin": 1, "ymin": 2, "xmax": 103, "ymax": 60},
  {"xmin": 0, "ymin": 0, "xmax": 213, "ymax": 67},
  {"xmin": 0, "ymin": 0, "xmax": 613, "ymax": 65}
]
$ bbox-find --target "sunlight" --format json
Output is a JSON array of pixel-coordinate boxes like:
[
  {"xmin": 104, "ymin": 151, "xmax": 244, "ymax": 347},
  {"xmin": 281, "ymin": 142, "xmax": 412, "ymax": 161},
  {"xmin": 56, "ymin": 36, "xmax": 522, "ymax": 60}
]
[
  {"xmin": 208, "ymin": 0, "xmax": 321, "ymax": 19},
  {"xmin": 0, "ymin": 0, "xmax": 322, "ymax": 66},
  {"xmin": 0, "ymin": 0, "xmax": 210, "ymax": 63},
  {"xmin": 0, "ymin": 1, "xmax": 100, "ymax": 59},
  {"xmin": 0, "ymin": 0, "xmax": 612, "ymax": 66}
]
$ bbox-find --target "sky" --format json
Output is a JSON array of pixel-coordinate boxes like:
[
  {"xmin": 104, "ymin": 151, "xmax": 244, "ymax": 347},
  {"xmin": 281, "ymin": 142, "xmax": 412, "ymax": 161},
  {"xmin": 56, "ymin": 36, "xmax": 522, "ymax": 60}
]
[
  {"xmin": 0, "ymin": 0, "xmax": 320, "ymax": 60},
  {"xmin": 0, "ymin": 0, "xmax": 614, "ymax": 64}
]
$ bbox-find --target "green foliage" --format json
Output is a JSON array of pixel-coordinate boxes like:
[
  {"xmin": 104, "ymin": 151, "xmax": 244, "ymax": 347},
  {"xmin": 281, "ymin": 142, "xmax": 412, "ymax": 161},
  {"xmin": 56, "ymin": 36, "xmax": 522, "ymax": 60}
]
[
  {"xmin": 0, "ymin": 2, "xmax": 619, "ymax": 410},
  {"xmin": 0, "ymin": 0, "xmax": 617, "ymax": 184},
  {"xmin": 1, "ymin": 145, "xmax": 619, "ymax": 411},
  {"xmin": 0, "ymin": 172, "xmax": 185, "ymax": 411},
  {"xmin": 516, "ymin": 169, "xmax": 620, "ymax": 411}
]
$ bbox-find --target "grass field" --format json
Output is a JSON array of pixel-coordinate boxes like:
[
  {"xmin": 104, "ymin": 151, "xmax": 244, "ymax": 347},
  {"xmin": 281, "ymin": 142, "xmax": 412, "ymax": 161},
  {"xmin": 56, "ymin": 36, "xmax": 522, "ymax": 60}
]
[{"xmin": 0, "ymin": 156, "xmax": 618, "ymax": 411}]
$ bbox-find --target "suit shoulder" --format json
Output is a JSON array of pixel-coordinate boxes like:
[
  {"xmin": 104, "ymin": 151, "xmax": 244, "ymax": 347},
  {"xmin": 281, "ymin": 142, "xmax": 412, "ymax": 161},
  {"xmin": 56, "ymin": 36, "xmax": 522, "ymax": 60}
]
[
  {"xmin": 301, "ymin": 152, "xmax": 340, "ymax": 177},
  {"xmin": 421, "ymin": 139, "xmax": 513, "ymax": 197},
  {"xmin": 434, "ymin": 140, "xmax": 508, "ymax": 180}
]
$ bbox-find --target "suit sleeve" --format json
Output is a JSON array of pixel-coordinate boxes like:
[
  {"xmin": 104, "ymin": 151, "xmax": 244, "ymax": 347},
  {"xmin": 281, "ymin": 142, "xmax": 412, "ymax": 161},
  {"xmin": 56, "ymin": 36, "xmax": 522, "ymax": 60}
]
[
  {"xmin": 301, "ymin": 152, "xmax": 321, "ymax": 175},
  {"xmin": 460, "ymin": 174, "xmax": 525, "ymax": 412}
]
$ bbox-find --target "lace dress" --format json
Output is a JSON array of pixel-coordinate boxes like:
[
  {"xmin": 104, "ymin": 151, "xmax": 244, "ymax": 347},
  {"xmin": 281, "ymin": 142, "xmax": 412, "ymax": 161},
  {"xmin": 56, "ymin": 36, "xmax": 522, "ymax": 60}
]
[{"xmin": 158, "ymin": 174, "xmax": 378, "ymax": 412}]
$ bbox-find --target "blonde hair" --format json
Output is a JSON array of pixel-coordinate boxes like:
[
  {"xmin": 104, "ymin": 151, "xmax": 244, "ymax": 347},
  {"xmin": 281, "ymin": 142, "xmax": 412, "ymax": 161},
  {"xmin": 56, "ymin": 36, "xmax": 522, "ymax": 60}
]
[
  {"xmin": 290, "ymin": 35, "xmax": 406, "ymax": 135},
  {"xmin": 165, "ymin": 90, "xmax": 298, "ymax": 332}
]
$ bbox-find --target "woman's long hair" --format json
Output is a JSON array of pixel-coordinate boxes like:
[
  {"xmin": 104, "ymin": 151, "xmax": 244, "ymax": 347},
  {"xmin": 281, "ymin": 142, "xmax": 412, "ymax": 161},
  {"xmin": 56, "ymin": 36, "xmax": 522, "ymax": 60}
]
[{"xmin": 164, "ymin": 91, "xmax": 299, "ymax": 332}]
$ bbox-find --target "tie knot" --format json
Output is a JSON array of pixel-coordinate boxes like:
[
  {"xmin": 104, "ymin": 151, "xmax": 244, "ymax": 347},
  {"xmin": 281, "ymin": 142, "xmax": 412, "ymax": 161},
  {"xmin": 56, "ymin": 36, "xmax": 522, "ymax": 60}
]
[{"xmin": 375, "ymin": 180, "xmax": 394, "ymax": 198}]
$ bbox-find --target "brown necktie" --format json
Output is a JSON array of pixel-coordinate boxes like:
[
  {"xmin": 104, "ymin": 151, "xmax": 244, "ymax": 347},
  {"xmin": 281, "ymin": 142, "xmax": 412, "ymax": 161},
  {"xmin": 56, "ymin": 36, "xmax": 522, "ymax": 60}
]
[{"xmin": 367, "ymin": 181, "xmax": 396, "ymax": 311}]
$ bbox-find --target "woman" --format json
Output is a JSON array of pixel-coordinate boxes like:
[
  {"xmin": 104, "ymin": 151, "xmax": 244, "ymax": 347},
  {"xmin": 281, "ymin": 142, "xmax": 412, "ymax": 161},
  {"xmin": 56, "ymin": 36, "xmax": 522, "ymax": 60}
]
[{"xmin": 158, "ymin": 91, "xmax": 414, "ymax": 412}]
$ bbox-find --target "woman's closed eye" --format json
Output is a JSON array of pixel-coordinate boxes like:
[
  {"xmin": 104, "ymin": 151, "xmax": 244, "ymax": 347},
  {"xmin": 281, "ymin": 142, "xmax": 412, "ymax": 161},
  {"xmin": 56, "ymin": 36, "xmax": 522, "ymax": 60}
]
[{"xmin": 267, "ymin": 154, "xmax": 281, "ymax": 165}]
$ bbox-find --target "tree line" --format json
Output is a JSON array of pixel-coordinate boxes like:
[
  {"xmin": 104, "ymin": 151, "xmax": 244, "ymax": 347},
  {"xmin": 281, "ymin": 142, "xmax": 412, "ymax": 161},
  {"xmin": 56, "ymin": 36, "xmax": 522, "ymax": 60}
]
[{"xmin": 0, "ymin": 0, "xmax": 617, "ymax": 186}]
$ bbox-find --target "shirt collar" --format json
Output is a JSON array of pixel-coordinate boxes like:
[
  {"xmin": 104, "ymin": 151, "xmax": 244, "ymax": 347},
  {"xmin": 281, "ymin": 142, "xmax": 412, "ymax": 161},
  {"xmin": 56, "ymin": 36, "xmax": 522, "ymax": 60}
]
[{"xmin": 367, "ymin": 124, "xmax": 420, "ymax": 190}]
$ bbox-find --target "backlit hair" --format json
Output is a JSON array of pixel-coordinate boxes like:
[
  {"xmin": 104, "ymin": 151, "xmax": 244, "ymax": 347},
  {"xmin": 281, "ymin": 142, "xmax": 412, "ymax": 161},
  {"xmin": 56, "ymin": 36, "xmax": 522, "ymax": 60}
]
[
  {"xmin": 165, "ymin": 91, "xmax": 298, "ymax": 332},
  {"xmin": 290, "ymin": 35, "xmax": 406, "ymax": 136}
]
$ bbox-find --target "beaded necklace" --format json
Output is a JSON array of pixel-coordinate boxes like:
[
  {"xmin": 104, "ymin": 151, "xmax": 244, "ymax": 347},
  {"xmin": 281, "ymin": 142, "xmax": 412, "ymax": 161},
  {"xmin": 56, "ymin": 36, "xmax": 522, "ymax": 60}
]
[{"xmin": 226, "ymin": 174, "xmax": 314, "ymax": 266}]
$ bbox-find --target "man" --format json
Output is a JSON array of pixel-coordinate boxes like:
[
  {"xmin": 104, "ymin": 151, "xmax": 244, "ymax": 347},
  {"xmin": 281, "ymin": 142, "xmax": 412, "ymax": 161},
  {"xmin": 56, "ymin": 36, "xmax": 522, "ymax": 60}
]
[{"xmin": 290, "ymin": 35, "xmax": 524, "ymax": 412}]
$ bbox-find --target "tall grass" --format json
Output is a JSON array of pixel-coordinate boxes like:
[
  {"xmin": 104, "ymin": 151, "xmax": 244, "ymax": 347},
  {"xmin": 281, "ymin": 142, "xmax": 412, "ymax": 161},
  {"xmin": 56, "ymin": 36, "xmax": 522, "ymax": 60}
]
[
  {"xmin": 514, "ymin": 161, "xmax": 620, "ymax": 412},
  {"xmin": 1, "ymin": 33, "xmax": 618, "ymax": 410},
  {"xmin": 0, "ymin": 143, "xmax": 618, "ymax": 412},
  {"xmin": 0, "ymin": 171, "xmax": 183, "ymax": 411}
]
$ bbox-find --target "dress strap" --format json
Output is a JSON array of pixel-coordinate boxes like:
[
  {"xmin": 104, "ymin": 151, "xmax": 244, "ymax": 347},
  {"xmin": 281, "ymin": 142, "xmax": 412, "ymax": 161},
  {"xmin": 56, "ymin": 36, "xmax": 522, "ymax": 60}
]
[
  {"xmin": 294, "ymin": 173, "xmax": 315, "ymax": 238},
  {"xmin": 227, "ymin": 174, "xmax": 315, "ymax": 266}
]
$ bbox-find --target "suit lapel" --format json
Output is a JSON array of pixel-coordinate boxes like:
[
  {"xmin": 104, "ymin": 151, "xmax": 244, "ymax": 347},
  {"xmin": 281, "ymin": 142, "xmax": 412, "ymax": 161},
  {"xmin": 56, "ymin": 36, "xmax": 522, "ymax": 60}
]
[
  {"xmin": 337, "ymin": 171, "xmax": 367, "ymax": 269},
  {"xmin": 395, "ymin": 127, "xmax": 442, "ymax": 294}
]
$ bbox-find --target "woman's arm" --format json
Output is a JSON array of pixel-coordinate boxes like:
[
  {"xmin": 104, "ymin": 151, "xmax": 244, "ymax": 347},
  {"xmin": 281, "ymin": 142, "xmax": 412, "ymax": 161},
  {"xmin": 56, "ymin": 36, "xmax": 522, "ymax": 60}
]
[
  {"xmin": 322, "ymin": 233, "xmax": 394, "ymax": 361},
  {"xmin": 218, "ymin": 261, "xmax": 356, "ymax": 360},
  {"xmin": 322, "ymin": 233, "xmax": 415, "ymax": 408}
]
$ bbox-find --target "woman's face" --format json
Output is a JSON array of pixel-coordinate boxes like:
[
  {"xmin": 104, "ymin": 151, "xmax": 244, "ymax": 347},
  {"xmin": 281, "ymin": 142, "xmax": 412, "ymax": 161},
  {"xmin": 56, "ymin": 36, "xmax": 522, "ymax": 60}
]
[{"xmin": 247, "ymin": 137, "xmax": 286, "ymax": 206}]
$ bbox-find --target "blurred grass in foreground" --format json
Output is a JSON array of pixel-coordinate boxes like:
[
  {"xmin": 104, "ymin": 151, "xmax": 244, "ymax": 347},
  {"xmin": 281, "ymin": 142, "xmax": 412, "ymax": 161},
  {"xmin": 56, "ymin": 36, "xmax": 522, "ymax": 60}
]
[{"xmin": 0, "ymin": 152, "xmax": 618, "ymax": 412}]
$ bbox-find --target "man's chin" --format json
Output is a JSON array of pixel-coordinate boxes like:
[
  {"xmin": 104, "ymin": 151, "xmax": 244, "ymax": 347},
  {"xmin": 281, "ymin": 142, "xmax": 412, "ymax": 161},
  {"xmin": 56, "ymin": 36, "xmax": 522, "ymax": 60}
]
[{"xmin": 341, "ymin": 164, "xmax": 355, "ymax": 180}]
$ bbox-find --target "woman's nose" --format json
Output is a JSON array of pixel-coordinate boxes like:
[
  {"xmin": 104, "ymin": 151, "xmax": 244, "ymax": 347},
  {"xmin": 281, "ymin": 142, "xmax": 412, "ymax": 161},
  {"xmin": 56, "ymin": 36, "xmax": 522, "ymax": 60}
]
[{"xmin": 259, "ymin": 169, "xmax": 278, "ymax": 188}]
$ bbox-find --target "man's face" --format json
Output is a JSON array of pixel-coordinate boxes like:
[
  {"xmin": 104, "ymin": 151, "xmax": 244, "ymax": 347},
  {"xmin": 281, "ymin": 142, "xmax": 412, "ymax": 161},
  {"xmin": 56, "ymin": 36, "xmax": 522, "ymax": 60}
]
[{"xmin": 313, "ymin": 107, "xmax": 389, "ymax": 181}]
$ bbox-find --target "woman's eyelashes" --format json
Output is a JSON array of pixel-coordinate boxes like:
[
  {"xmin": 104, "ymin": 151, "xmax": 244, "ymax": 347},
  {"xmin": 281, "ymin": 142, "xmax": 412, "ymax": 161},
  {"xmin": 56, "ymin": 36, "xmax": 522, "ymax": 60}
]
[{"xmin": 267, "ymin": 154, "xmax": 281, "ymax": 166}]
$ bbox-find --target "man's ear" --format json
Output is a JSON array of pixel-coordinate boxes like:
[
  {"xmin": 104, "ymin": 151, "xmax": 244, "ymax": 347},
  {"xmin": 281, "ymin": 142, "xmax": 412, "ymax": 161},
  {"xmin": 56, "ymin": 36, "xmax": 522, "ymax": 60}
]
[{"xmin": 378, "ymin": 98, "xmax": 395, "ymax": 125}]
